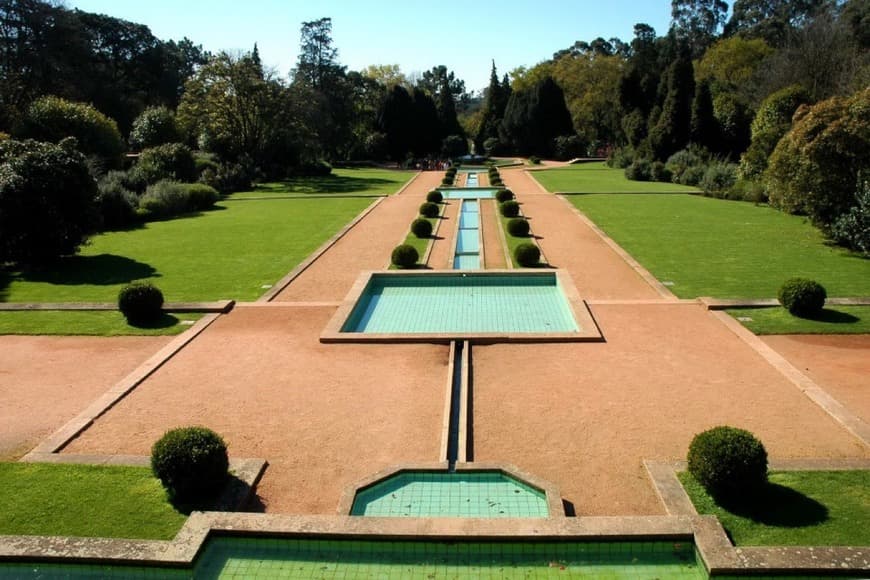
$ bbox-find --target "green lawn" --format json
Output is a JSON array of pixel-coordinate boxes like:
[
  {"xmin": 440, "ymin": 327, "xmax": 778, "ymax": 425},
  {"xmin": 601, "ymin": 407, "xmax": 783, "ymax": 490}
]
[
  {"xmin": 499, "ymin": 214, "xmax": 535, "ymax": 268},
  {"xmin": 229, "ymin": 167, "xmax": 415, "ymax": 199},
  {"xmin": 0, "ymin": 198, "xmax": 371, "ymax": 303},
  {"xmin": 533, "ymin": 162, "xmax": 701, "ymax": 193},
  {"xmin": 679, "ymin": 471, "xmax": 870, "ymax": 546},
  {"xmin": 0, "ymin": 311, "xmax": 201, "ymax": 335},
  {"xmin": 0, "ymin": 463, "xmax": 186, "ymax": 539},
  {"xmin": 567, "ymin": 194, "xmax": 870, "ymax": 299},
  {"xmin": 390, "ymin": 204, "xmax": 444, "ymax": 269},
  {"xmin": 727, "ymin": 306, "xmax": 870, "ymax": 334}
]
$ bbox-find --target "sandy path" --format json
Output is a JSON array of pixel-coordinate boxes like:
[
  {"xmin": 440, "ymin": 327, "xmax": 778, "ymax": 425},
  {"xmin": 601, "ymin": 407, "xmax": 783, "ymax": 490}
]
[
  {"xmin": 0, "ymin": 335, "xmax": 172, "ymax": 460},
  {"xmin": 62, "ymin": 306, "xmax": 449, "ymax": 514},
  {"xmin": 427, "ymin": 201, "xmax": 459, "ymax": 269},
  {"xmin": 480, "ymin": 199, "xmax": 507, "ymax": 269},
  {"xmin": 500, "ymin": 169, "xmax": 661, "ymax": 300},
  {"xmin": 273, "ymin": 172, "xmax": 443, "ymax": 302},
  {"xmin": 762, "ymin": 335, "xmax": 870, "ymax": 425},
  {"xmin": 472, "ymin": 303, "xmax": 867, "ymax": 516}
]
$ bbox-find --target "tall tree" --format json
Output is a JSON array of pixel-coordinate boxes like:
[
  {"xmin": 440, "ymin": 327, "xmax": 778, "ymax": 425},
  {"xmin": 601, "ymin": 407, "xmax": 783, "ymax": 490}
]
[
  {"xmin": 294, "ymin": 17, "xmax": 341, "ymax": 90},
  {"xmin": 377, "ymin": 84, "xmax": 415, "ymax": 161},
  {"xmin": 648, "ymin": 48, "xmax": 695, "ymax": 160},
  {"xmin": 474, "ymin": 61, "xmax": 510, "ymax": 152},
  {"xmin": 499, "ymin": 76, "xmax": 573, "ymax": 157},
  {"xmin": 724, "ymin": 0, "xmax": 827, "ymax": 46},
  {"xmin": 435, "ymin": 76, "xmax": 464, "ymax": 141},
  {"xmin": 670, "ymin": 0, "xmax": 729, "ymax": 58},
  {"xmin": 690, "ymin": 79, "xmax": 718, "ymax": 151}
]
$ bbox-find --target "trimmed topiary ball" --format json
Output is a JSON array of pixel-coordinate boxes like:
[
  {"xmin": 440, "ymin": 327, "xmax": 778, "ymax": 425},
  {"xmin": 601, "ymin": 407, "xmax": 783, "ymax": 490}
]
[
  {"xmin": 391, "ymin": 244, "xmax": 419, "ymax": 268},
  {"xmin": 441, "ymin": 177, "xmax": 453, "ymax": 186},
  {"xmin": 490, "ymin": 177, "xmax": 503, "ymax": 186},
  {"xmin": 778, "ymin": 278, "xmax": 827, "ymax": 317},
  {"xmin": 514, "ymin": 243, "xmax": 541, "ymax": 267},
  {"xmin": 507, "ymin": 218, "xmax": 530, "ymax": 237},
  {"xmin": 495, "ymin": 189, "xmax": 514, "ymax": 203},
  {"xmin": 500, "ymin": 200, "xmax": 520, "ymax": 218},
  {"xmin": 426, "ymin": 190, "xmax": 443, "ymax": 203},
  {"xmin": 687, "ymin": 426, "xmax": 768, "ymax": 499},
  {"xmin": 118, "ymin": 281, "xmax": 164, "ymax": 324},
  {"xmin": 411, "ymin": 218, "xmax": 433, "ymax": 238},
  {"xmin": 151, "ymin": 426, "xmax": 229, "ymax": 502},
  {"xmin": 419, "ymin": 201, "xmax": 440, "ymax": 218}
]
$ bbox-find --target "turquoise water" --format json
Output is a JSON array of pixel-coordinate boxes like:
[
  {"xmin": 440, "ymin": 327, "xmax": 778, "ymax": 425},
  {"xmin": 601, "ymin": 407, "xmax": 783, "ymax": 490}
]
[
  {"xmin": 454, "ymin": 199, "xmax": 481, "ymax": 270},
  {"xmin": 466, "ymin": 172, "xmax": 480, "ymax": 187},
  {"xmin": 341, "ymin": 274, "xmax": 579, "ymax": 334},
  {"xmin": 442, "ymin": 188, "xmax": 497, "ymax": 199},
  {"xmin": 196, "ymin": 538, "xmax": 706, "ymax": 579},
  {"xmin": 351, "ymin": 471, "xmax": 548, "ymax": 517}
]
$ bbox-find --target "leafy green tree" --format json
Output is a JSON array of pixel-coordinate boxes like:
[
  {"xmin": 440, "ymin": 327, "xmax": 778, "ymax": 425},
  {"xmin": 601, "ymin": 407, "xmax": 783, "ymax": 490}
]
[
  {"xmin": 0, "ymin": 139, "xmax": 99, "ymax": 265},
  {"xmin": 435, "ymin": 76, "xmax": 465, "ymax": 142},
  {"xmin": 294, "ymin": 17, "xmax": 342, "ymax": 90},
  {"xmin": 178, "ymin": 52, "xmax": 307, "ymax": 175},
  {"xmin": 670, "ymin": 0, "xmax": 729, "ymax": 58},
  {"xmin": 411, "ymin": 87, "xmax": 440, "ymax": 157},
  {"xmin": 739, "ymin": 84, "xmax": 810, "ymax": 180},
  {"xmin": 712, "ymin": 92, "xmax": 753, "ymax": 159},
  {"xmin": 128, "ymin": 106, "xmax": 180, "ymax": 150},
  {"xmin": 695, "ymin": 36, "xmax": 774, "ymax": 96},
  {"xmin": 362, "ymin": 64, "xmax": 409, "ymax": 88},
  {"xmin": 19, "ymin": 95, "xmax": 123, "ymax": 168},
  {"xmin": 724, "ymin": 0, "xmax": 827, "ymax": 46},
  {"xmin": 765, "ymin": 88, "xmax": 870, "ymax": 227}
]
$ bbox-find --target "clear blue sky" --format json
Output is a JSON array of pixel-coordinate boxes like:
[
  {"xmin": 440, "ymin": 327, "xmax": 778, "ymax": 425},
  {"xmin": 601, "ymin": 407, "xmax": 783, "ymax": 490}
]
[{"xmin": 66, "ymin": 0, "xmax": 677, "ymax": 92}]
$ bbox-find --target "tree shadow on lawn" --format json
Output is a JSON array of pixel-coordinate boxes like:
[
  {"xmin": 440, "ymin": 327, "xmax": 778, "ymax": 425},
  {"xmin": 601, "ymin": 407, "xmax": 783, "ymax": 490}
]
[
  {"xmin": 717, "ymin": 483, "xmax": 829, "ymax": 528},
  {"xmin": 253, "ymin": 174, "xmax": 398, "ymax": 195},
  {"xmin": 128, "ymin": 313, "xmax": 181, "ymax": 330},
  {"xmin": 801, "ymin": 308, "xmax": 861, "ymax": 324},
  {"xmin": 10, "ymin": 254, "xmax": 159, "ymax": 288}
]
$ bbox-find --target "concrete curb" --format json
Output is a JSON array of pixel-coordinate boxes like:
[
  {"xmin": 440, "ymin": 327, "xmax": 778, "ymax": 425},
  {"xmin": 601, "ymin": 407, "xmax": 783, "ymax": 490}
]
[
  {"xmin": 555, "ymin": 194, "xmax": 678, "ymax": 301},
  {"xmin": 701, "ymin": 297, "xmax": 870, "ymax": 310},
  {"xmin": 0, "ymin": 301, "xmax": 234, "ymax": 313},
  {"xmin": 710, "ymin": 310, "xmax": 870, "ymax": 447},
  {"xmin": 257, "ymin": 196, "xmax": 386, "ymax": 302}
]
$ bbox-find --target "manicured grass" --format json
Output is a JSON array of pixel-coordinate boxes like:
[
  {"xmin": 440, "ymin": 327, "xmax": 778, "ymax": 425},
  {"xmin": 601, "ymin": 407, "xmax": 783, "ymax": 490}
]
[
  {"xmin": 679, "ymin": 470, "xmax": 870, "ymax": 546},
  {"xmin": 567, "ymin": 194, "xmax": 870, "ymax": 299},
  {"xmin": 0, "ymin": 311, "xmax": 201, "ymax": 336},
  {"xmin": 0, "ymin": 198, "xmax": 372, "ymax": 303},
  {"xmin": 727, "ymin": 306, "xmax": 870, "ymax": 334},
  {"xmin": 229, "ymin": 167, "xmax": 415, "ymax": 199},
  {"xmin": 0, "ymin": 463, "xmax": 186, "ymax": 539},
  {"xmin": 390, "ymin": 206, "xmax": 443, "ymax": 269},
  {"xmin": 499, "ymin": 214, "xmax": 534, "ymax": 268},
  {"xmin": 533, "ymin": 162, "xmax": 701, "ymax": 193}
]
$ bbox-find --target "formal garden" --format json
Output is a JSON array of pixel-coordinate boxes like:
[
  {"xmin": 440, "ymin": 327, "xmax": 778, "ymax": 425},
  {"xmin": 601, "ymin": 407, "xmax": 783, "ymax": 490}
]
[{"xmin": 0, "ymin": 0, "xmax": 867, "ymax": 577}]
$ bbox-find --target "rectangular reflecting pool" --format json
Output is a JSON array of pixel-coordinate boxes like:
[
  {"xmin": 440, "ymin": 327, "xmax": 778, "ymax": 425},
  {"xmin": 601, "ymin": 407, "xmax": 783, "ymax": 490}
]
[
  {"xmin": 321, "ymin": 271, "xmax": 603, "ymax": 343},
  {"xmin": 440, "ymin": 188, "xmax": 497, "ymax": 199}
]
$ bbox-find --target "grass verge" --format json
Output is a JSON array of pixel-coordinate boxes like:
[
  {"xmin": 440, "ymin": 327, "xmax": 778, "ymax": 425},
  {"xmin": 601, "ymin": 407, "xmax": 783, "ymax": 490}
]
[
  {"xmin": 0, "ymin": 462, "xmax": 186, "ymax": 539},
  {"xmin": 229, "ymin": 167, "xmax": 415, "ymax": 199},
  {"xmin": 533, "ymin": 162, "xmax": 701, "ymax": 193},
  {"xmin": 0, "ymin": 311, "xmax": 201, "ymax": 336},
  {"xmin": 679, "ymin": 470, "xmax": 869, "ymax": 546},
  {"xmin": 390, "ymin": 205, "xmax": 443, "ymax": 269},
  {"xmin": 0, "ymin": 198, "xmax": 372, "ymax": 303},
  {"xmin": 726, "ymin": 306, "xmax": 870, "ymax": 334},
  {"xmin": 566, "ymin": 194, "xmax": 870, "ymax": 299}
]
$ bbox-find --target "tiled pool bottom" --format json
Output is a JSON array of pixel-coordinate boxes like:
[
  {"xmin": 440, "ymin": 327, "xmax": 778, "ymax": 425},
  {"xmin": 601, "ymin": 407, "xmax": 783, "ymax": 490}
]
[
  {"xmin": 351, "ymin": 471, "xmax": 548, "ymax": 517},
  {"xmin": 441, "ymin": 187, "xmax": 497, "ymax": 199},
  {"xmin": 199, "ymin": 538, "xmax": 705, "ymax": 579},
  {"xmin": 339, "ymin": 273, "xmax": 579, "ymax": 334}
]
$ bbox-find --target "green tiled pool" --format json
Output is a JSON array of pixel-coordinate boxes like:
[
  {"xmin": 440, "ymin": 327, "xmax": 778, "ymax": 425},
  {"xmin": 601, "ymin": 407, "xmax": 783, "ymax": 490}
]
[
  {"xmin": 441, "ymin": 187, "xmax": 497, "ymax": 199},
  {"xmin": 351, "ymin": 471, "xmax": 549, "ymax": 517},
  {"xmin": 193, "ymin": 538, "xmax": 705, "ymax": 579},
  {"xmin": 340, "ymin": 273, "xmax": 580, "ymax": 334}
]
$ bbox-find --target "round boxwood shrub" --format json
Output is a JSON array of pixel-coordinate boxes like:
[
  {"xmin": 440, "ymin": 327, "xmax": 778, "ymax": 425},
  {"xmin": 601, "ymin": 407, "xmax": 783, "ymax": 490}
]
[
  {"xmin": 507, "ymin": 218, "xmax": 530, "ymax": 237},
  {"xmin": 441, "ymin": 177, "xmax": 453, "ymax": 186},
  {"xmin": 411, "ymin": 218, "xmax": 433, "ymax": 238},
  {"xmin": 500, "ymin": 200, "xmax": 520, "ymax": 218},
  {"xmin": 426, "ymin": 190, "xmax": 443, "ymax": 203},
  {"xmin": 777, "ymin": 278, "xmax": 827, "ymax": 317},
  {"xmin": 419, "ymin": 201, "xmax": 440, "ymax": 218},
  {"xmin": 151, "ymin": 426, "xmax": 229, "ymax": 502},
  {"xmin": 514, "ymin": 243, "xmax": 541, "ymax": 267},
  {"xmin": 687, "ymin": 426, "xmax": 768, "ymax": 499},
  {"xmin": 118, "ymin": 281, "xmax": 164, "ymax": 324},
  {"xmin": 495, "ymin": 189, "xmax": 514, "ymax": 203},
  {"xmin": 491, "ymin": 177, "xmax": 504, "ymax": 186},
  {"xmin": 391, "ymin": 244, "xmax": 419, "ymax": 269}
]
